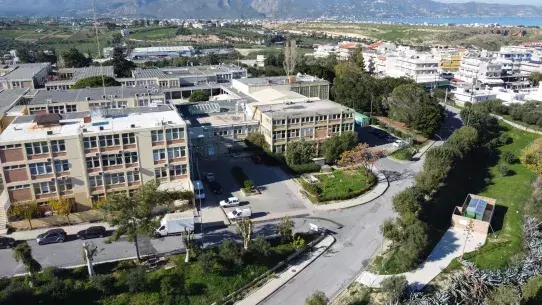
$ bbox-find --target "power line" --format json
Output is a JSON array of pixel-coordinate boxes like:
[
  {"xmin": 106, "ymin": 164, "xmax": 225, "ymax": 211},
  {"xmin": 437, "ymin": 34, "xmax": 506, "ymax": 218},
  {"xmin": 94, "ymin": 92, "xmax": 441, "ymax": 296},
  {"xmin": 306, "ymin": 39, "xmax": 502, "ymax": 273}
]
[{"xmin": 91, "ymin": 0, "xmax": 106, "ymax": 98}]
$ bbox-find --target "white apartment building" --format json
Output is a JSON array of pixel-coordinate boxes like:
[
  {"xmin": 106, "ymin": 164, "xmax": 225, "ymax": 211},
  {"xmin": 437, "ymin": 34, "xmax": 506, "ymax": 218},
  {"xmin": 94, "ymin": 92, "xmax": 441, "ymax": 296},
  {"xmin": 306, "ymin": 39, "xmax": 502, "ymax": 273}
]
[
  {"xmin": 451, "ymin": 87, "xmax": 498, "ymax": 106},
  {"xmin": 0, "ymin": 106, "xmax": 190, "ymax": 214},
  {"xmin": 457, "ymin": 56, "xmax": 503, "ymax": 86},
  {"xmin": 393, "ymin": 54, "xmax": 441, "ymax": 84},
  {"xmin": 520, "ymin": 61, "xmax": 542, "ymax": 75}
]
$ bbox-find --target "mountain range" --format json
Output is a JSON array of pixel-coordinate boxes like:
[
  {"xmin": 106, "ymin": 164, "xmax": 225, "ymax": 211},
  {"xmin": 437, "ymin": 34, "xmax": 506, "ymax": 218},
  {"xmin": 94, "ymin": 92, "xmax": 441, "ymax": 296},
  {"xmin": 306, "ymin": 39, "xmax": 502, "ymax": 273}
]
[{"xmin": 0, "ymin": 0, "xmax": 541, "ymax": 19}]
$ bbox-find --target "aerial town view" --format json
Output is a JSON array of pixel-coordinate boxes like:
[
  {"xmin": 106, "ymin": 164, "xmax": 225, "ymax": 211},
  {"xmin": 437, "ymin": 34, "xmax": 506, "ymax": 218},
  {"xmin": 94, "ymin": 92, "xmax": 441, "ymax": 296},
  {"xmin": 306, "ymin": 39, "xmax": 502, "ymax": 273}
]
[{"xmin": 1, "ymin": 0, "xmax": 542, "ymax": 304}]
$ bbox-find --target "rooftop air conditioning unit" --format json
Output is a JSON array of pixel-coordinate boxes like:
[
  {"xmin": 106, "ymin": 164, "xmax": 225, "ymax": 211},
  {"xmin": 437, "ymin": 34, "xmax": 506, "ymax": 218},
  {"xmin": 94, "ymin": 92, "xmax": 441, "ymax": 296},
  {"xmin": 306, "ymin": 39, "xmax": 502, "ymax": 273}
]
[
  {"xmin": 130, "ymin": 124, "xmax": 136, "ymax": 128},
  {"xmin": 85, "ymin": 97, "xmax": 91, "ymax": 101},
  {"xmin": 101, "ymin": 95, "xmax": 106, "ymax": 99},
  {"xmin": 99, "ymin": 126, "xmax": 104, "ymax": 131},
  {"xmin": 46, "ymin": 131, "xmax": 53, "ymax": 135}
]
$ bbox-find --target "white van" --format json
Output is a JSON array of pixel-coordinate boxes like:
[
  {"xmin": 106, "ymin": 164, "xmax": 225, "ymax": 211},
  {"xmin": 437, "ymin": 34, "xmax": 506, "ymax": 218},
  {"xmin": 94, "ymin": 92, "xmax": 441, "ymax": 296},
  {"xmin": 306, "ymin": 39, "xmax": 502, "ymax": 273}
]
[
  {"xmin": 227, "ymin": 207, "xmax": 252, "ymax": 221},
  {"xmin": 155, "ymin": 212, "xmax": 195, "ymax": 237},
  {"xmin": 193, "ymin": 180, "xmax": 206, "ymax": 200}
]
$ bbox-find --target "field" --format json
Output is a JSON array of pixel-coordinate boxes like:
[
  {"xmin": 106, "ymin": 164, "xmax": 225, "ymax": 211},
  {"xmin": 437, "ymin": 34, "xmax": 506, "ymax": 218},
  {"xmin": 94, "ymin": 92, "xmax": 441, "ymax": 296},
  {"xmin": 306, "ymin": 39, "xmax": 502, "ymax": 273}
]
[{"xmin": 269, "ymin": 22, "xmax": 542, "ymax": 50}]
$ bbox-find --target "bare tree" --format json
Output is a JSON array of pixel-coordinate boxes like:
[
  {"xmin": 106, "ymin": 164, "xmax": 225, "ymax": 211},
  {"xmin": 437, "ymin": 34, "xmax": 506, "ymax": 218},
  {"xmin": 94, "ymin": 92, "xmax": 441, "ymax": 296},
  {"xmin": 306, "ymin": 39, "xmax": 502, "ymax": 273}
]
[
  {"xmin": 181, "ymin": 228, "xmax": 195, "ymax": 263},
  {"xmin": 236, "ymin": 217, "xmax": 253, "ymax": 251},
  {"xmin": 283, "ymin": 39, "xmax": 297, "ymax": 82},
  {"xmin": 82, "ymin": 242, "xmax": 101, "ymax": 276}
]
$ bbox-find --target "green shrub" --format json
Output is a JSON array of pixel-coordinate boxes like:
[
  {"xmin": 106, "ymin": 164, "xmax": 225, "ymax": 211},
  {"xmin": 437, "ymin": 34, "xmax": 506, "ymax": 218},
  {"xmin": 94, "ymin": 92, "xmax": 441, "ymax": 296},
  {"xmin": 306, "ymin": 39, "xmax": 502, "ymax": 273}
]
[
  {"xmin": 289, "ymin": 163, "xmax": 321, "ymax": 174},
  {"xmin": 125, "ymin": 268, "xmax": 148, "ymax": 293},
  {"xmin": 304, "ymin": 183, "xmax": 321, "ymax": 195},
  {"xmin": 243, "ymin": 180, "xmax": 254, "ymax": 191},
  {"xmin": 90, "ymin": 274, "xmax": 116, "ymax": 295},
  {"xmin": 464, "ymin": 102, "xmax": 472, "ymax": 107},
  {"xmin": 502, "ymin": 151, "xmax": 518, "ymax": 164},
  {"xmin": 522, "ymin": 276, "xmax": 542, "ymax": 303},
  {"xmin": 498, "ymin": 133, "xmax": 512, "ymax": 145},
  {"xmin": 498, "ymin": 163, "xmax": 511, "ymax": 177}
]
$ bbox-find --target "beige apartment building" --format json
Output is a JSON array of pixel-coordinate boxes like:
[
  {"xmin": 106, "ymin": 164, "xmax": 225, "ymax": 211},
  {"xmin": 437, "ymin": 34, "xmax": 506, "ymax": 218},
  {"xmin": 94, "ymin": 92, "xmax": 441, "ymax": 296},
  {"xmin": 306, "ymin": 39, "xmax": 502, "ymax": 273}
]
[
  {"xmin": 0, "ymin": 63, "xmax": 52, "ymax": 90},
  {"xmin": 45, "ymin": 66, "xmax": 115, "ymax": 91},
  {"xmin": 231, "ymin": 74, "xmax": 330, "ymax": 100},
  {"xmin": 0, "ymin": 106, "xmax": 190, "ymax": 215}
]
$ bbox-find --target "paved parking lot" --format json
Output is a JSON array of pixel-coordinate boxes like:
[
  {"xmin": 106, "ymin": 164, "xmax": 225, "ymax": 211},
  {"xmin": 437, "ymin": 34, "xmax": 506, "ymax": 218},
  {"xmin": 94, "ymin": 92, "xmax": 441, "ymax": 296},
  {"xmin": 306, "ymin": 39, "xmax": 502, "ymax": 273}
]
[
  {"xmin": 197, "ymin": 157, "xmax": 312, "ymax": 222},
  {"xmin": 357, "ymin": 126, "xmax": 396, "ymax": 151}
]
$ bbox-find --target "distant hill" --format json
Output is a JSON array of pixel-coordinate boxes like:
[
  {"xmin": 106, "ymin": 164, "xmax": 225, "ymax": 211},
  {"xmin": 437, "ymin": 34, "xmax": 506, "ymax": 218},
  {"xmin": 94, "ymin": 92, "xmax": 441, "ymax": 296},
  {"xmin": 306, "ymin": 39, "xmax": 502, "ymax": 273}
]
[{"xmin": 0, "ymin": 0, "xmax": 541, "ymax": 19}]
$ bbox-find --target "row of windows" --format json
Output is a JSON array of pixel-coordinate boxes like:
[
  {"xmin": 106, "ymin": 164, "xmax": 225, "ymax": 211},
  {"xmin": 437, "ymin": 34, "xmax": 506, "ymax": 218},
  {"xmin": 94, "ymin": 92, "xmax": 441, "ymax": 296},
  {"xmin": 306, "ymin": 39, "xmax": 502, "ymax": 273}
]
[
  {"xmin": 272, "ymin": 113, "xmax": 353, "ymax": 125},
  {"xmin": 86, "ymin": 152, "xmax": 139, "ymax": 169},
  {"xmin": 33, "ymin": 179, "xmax": 73, "ymax": 195},
  {"xmin": 89, "ymin": 172, "xmax": 140, "ymax": 188},
  {"xmin": 155, "ymin": 165, "xmax": 188, "ymax": 178},
  {"xmin": 29, "ymin": 105, "xmax": 77, "ymax": 115},
  {"xmin": 29, "ymin": 160, "xmax": 69, "ymax": 175},
  {"xmin": 151, "ymin": 128, "xmax": 185, "ymax": 142},
  {"xmin": 25, "ymin": 140, "xmax": 66, "ymax": 155},
  {"xmin": 152, "ymin": 147, "xmax": 186, "ymax": 161},
  {"xmin": 89, "ymin": 101, "xmax": 128, "ymax": 109}
]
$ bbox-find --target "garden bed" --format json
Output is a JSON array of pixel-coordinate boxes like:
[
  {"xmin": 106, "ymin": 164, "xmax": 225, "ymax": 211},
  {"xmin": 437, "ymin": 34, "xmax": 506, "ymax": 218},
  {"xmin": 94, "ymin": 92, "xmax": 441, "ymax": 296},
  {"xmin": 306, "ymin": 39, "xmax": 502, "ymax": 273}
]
[
  {"xmin": 300, "ymin": 168, "xmax": 377, "ymax": 203},
  {"xmin": 389, "ymin": 147, "xmax": 415, "ymax": 161}
]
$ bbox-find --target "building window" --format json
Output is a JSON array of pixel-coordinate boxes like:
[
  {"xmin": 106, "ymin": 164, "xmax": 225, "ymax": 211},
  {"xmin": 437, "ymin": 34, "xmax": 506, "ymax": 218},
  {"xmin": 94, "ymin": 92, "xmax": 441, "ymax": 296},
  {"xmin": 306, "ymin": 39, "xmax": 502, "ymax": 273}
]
[
  {"xmin": 155, "ymin": 168, "xmax": 167, "ymax": 178},
  {"xmin": 51, "ymin": 140, "xmax": 66, "ymax": 153},
  {"xmin": 288, "ymin": 118, "xmax": 300, "ymax": 124},
  {"xmin": 167, "ymin": 147, "xmax": 186, "ymax": 159},
  {"xmin": 153, "ymin": 149, "xmax": 166, "ymax": 161},
  {"xmin": 273, "ymin": 130, "xmax": 286, "ymax": 139},
  {"xmin": 4, "ymin": 164, "xmax": 25, "ymax": 170},
  {"xmin": 122, "ymin": 133, "xmax": 136, "ymax": 145},
  {"xmin": 57, "ymin": 179, "xmax": 73, "ymax": 192},
  {"xmin": 165, "ymin": 128, "xmax": 184, "ymax": 140},
  {"xmin": 169, "ymin": 164, "xmax": 187, "ymax": 176},
  {"xmin": 330, "ymin": 114, "xmax": 341, "ymax": 120},
  {"xmin": 89, "ymin": 176, "xmax": 103, "ymax": 188},
  {"xmin": 330, "ymin": 125, "xmax": 341, "ymax": 133},
  {"xmin": 124, "ymin": 152, "xmax": 138, "ymax": 164},
  {"xmin": 25, "ymin": 142, "xmax": 49, "ymax": 155},
  {"xmin": 29, "ymin": 107, "xmax": 46, "ymax": 115},
  {"xmin": 99, "ymin": 135, "xmax": 121, "ymax": 147},
  {"xmin": 344, "ymin": 112, "xmax": 353, "ymax": 118},
  {"xmin": 83, "ymin": 137, "xmax": 98, "ymax": 149},
  {"xmin": 86, "ymin": 156, "xmax": 100, "ymax": 169},
  {"xmin": 0, "ymin": 144, "xmax": 22, "ymax": 149},
  {"xmin": 29, "ymin": 162, "xmax": 53, "ymax": 175},
  {"xmin": 66, "ymin": 105, "xmax": 77, "ymax": 112},
  {"xmin": 54, "ymin": 160, "xmax": 69, "ymax": 173},
  {"xmin": 49, "ymin": 105, "xmax": 65, "ymax": 114},
  {"xmin": 273, "ymin": 119, "xmax": 286, "ymax": 125},
  {"xmin": 316, "ymin": 115, "xmax": 327, "ymax": 122},
  {"xmin": 34, "ymin": 181, "xmax": 56, "ymax": 195},
  {"xmin": 101, "ymin": 154, "xmax": 123, "ymax": 167},
  {"xmin": 8, "ymin": 184, "xmax": 30, "ymax": 191},
  {"xmin": 151, "ymin": 130, "xmax": 164, "ymax": 142},
  {"xmin": 289, "ymin": 129, "xmax": 300, "ymax": 138},
  {"xmin": 104, "ymin": 173, "xmax": 125, "ymax": 185},
  {"xmin": 127, "ymin": 171, "xmax": 140, "ymax": 183},
  {"xmin": 301, "ymin": 116, "xmax": 314, "ymax": 123}
]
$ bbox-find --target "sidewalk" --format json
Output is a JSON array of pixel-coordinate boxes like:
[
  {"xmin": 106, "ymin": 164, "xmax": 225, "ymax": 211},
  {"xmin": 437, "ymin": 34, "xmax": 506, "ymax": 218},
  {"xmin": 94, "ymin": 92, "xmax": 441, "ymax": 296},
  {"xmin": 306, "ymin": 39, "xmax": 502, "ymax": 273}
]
[
  {"xmin": 2, "ymin": 222, "xmax": 116, "ymax": 241},
  {"xmin": 356, "ymin": 227, "xmax": 486, "ymax": 291},
  {"xmin": 236, "ymin": 235, "xmax": 336, "ymax": 305},
  {"xmin": 312, "ymin": 168, "xmax": 389, "ymax": 211}
]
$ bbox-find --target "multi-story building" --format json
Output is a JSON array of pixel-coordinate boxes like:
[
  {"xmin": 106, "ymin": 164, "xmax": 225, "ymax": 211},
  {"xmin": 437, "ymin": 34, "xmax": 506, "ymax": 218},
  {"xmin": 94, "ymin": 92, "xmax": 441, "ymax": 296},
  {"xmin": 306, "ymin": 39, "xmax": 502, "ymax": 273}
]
[
  {"xmin": 457, "ymin": 56, "xmax": 503, "ymax": 87},
  {"xmin": 45, "ymin": 66, "xmax": 115, "ymax": 91},
  {"xmin": 520, "ymin": 60, "xmax": 542, "ymax": 75},
  {"xmin": 231, "ymin": 75, "xmax": 330, "ymax": 100},
  {"xmin": 393, "ymin": 54, "xmax": 441, "ymax": 84},
  {"xmin": 246, "ymin": 92, "xmax": 355, "ymax": 153},
  {"xmin": 431, "ymin": 48, "xmax": 466, "ymax": 72},
  {"xmin": 0, "ymin": 106, "xmax": 190, "ymax": 214},
  {"xmin": 129, "ymin": 46, "xmax": 195, "ymax": 60},
  {"xmin": 0, "ymin": 63, "xmax": 52, "ymax": 90}
]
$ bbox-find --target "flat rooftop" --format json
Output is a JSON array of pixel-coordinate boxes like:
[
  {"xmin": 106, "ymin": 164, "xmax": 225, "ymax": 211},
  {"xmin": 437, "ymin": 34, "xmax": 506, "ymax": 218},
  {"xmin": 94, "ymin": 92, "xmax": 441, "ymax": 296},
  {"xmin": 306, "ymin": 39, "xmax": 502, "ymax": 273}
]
[
  {"xmin": 258, "ymin": 99, "xmax": 353, "ymax": 118},
  {"xmin": 192, "ymin": 113, "xmax": 258, "ymax": 127},
  {"xmin": 30, "ymin": 86, "xmax": 164, "ymax": 105},
  {"xmin": 3, "ymin": 63, "xmax": 50, "ymax": 80},
  {"xmin": 132, "ymin": 46, "xmax": 194, "ymax": 53},
  {"xmin": 235, "ymin": 74, "xmax": 327, "ymax": 86},
  {"xmin": 50, "ymin": 66, "xmax": 115, "ymax": 86},
  {"xmin": 0, "ymin": 105, "xmax": 184, "ymax": 143}
]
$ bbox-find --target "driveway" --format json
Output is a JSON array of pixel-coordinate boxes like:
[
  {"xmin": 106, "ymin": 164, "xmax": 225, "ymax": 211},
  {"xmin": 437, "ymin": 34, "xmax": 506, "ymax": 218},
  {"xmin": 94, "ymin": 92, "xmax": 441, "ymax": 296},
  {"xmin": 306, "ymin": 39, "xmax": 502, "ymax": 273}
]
[{"xmin": 198, "ymin": 158, "xmax": 312, "ymax": 221}]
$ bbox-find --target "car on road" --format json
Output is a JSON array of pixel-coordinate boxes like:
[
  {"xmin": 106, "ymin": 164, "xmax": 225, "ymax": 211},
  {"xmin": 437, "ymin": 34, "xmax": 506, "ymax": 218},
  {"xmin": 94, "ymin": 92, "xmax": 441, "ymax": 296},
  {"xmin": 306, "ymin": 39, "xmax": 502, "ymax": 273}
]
[
  {"xmin": 226, "ymin": 207, "xmax": 252, "ymax": 220},
  {"xmin": 210, "ymin": 181, "xmax": 222, "ymax": 194},
  {"xmin": 0, "ymin": 236, "xmax": 15, "ymax": 249},
  {"xmin": 77, "ymin": 226, "xmax": 107, "ymax": 240},
  {"xmin": 205, "ymin": 173, "xmax": 216, "ymax": 182},
  {"xmin": 393, "ymin": 140, "xmax": 407, "ymax": 148},
  {"xmin": 220, "ymin": 197, "xmax": 240, "ymax": 207},
  {"xmin": 36, "ymin": 228, "xmax": 67, "ymax": 245}
]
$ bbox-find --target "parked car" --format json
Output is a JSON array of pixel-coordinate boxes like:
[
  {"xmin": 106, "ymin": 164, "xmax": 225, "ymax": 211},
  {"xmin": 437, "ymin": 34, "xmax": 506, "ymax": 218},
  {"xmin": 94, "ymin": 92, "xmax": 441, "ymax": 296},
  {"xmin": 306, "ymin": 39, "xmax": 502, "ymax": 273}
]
[
  {"xmin": 205, "ymin": 173, "xmax": 216, "ymax": 182},
  {"xmin": 220, "ymin": 197, "xmax": 240, "ymax": 207},
  {"xmin": 393, "ymin": 140, "xmax": 407, "ymax": 148},
  {"xmin": 210, "ymin": 181, "xmax": 223, "ymax": 194},
  {"xmin": 36, "ymin": 229, "xmax": 67, "ymax": 245},
  {"xmin": 77, "ymin": 226, "xmax": 107, "ymax": 240},
  {"xmin": 0, "ymin": 236, "xmax": 15, "ymax": 249},
  {"xmin": 226, "ymin": 207, "xmax": 252, "ymax": 220}
]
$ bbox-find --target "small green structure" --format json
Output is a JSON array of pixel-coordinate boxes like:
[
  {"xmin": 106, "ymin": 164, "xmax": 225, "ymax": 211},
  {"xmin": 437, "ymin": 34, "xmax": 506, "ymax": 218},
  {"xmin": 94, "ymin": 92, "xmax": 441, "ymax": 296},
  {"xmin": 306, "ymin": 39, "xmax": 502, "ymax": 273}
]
[{"xmin": 355, "ymin": 112, "xmax": 370, "ymax": 127}]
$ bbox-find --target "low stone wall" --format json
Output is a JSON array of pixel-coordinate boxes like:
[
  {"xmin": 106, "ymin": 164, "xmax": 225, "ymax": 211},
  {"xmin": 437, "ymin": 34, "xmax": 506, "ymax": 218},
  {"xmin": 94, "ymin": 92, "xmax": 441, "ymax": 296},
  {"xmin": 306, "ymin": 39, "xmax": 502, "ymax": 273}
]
[{"xmin": 9, "ymin": 210, "xmax": 105, "ymax": 231}]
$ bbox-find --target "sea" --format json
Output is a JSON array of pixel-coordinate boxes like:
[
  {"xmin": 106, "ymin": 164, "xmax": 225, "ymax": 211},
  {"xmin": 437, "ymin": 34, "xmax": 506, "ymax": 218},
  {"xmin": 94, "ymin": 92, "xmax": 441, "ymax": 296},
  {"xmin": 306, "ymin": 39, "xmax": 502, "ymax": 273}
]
[{"xmin": 360, "ymin": 17, "xmax": 542, "ymax": 26}]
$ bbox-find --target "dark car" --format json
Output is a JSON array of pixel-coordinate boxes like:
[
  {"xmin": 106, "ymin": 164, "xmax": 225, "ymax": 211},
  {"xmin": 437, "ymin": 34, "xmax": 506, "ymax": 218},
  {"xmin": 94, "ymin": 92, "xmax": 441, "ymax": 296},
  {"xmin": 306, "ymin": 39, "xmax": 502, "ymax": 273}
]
[
  {"xmin": 77, "ymin": 226, "xmax": 107, "ymax": 240},
  {"xmin": 210, "ymin": 181, "xmax": 223, "ymax": 194},
  {"xmin": 0, "ymin": 236, "xmax": 15, "ymax": 249},
  {"xmin": 36, "ymin": 228, "xmax": 67, "ymax": 245}
]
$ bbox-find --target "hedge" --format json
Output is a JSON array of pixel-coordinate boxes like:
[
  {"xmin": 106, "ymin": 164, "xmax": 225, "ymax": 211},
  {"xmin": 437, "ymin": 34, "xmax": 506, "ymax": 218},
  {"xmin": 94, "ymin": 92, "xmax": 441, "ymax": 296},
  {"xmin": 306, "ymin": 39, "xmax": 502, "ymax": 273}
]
[{"xmin": 288, "ymin": 163, "xmax": 321, "ymax": 175}]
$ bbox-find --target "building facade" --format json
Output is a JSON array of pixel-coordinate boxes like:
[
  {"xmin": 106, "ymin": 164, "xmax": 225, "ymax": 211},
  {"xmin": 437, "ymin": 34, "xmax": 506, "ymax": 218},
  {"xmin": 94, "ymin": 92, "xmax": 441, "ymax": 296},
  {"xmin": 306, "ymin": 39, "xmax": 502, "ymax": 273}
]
[{"xmin": 0, "ymin": 63, "xmax": 52, "ymax": 90}]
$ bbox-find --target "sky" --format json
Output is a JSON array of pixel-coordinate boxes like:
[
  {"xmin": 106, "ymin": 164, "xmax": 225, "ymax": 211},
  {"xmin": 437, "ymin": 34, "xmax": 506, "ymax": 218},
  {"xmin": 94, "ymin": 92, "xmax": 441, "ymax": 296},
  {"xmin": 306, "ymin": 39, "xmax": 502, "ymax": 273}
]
[{"xmin": 438, "ymin": 0, "xmax": 541, "ymax": 5}]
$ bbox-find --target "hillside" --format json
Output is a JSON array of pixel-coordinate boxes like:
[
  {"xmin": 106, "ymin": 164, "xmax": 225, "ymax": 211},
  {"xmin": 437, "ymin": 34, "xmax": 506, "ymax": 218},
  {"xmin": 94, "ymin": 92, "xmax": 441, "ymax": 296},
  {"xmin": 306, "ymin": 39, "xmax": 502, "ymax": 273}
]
[{"xmin": 0, "ymin": 0, "xmax": 541, "ymax": 19}]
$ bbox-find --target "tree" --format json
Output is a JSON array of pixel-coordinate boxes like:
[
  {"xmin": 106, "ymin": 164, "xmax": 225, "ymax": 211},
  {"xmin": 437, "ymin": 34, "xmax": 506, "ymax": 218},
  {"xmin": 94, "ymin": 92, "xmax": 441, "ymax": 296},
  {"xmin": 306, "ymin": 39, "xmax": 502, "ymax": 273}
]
[
  {"xmin": 380, "ymin": 218, "xmax": 428, "ymax": 271},
  {"xmin": 12, "ymin": 242, "xmax": 41, "ymax": 276},
  {"xmin": 16, "ymin": 48, "xmax": 34, "ymax": 63},
  {"xmin": 305, "ymin": 290, "xmax": 328, "ymax": 305},
  {"xmin": 219, "ymin": 239, "xmax": 243, "ymax": 267},
  {"xmin": 201, "ymin": 53, "xmax": 219, "ymax": 65},
  {"xmin": 321, "ymin": 132, "xmax": 358, "ymax": 164},
  {"xmin": 412, "ymin": 102, "xmax": 444, "ymax": 137},
  {"xmin": 250, "ymin": 236, "xmax": 271, "ymax": 256},
  {"xmin": 486, "ymin": 285, "xmax": 521, "ymax": 305},
  {"xmin": 415, "ymin": 146, "xmax": 456, "ymax": 193},
  {"xmin": 110, "ymin": 33, "xmax": 122, "ymax": 45},
  {"xmin": 48, "ymin": 198, "xmax": 74, "ymax": 225},
  {"xmin": 460, "ymin": 108, "xmax": 500, "ymax": 143},
  {"xmin": 188, "ymin": 90, "xmax": 210, "ymax": 103},
  {"xmin": 125, "ymin": 268, "xmax": 148, "ymax": 292},
  {"xmin": 105, "ymin": 22, "xmax": 117, "ymax": 31},
  {"xmin": 245, "ymin": 132, "xmax": 269, "ymax": 150},
  {"xmin": 62, "ymin": 47, "xmax": 91, "ymax": 68},
  {"xmin": 111, "ymin": 47, "xmax": 135, "ymax": 77},
  {"xmin": 283, "ymin": 39, "xmax": 297, "ymax": 80},
  {"xmin": 9, "ymin": 201, "xmax": 38, "ymax": 229},
  {"xmin": 236, "ymin": 217, "xmax": 253, "ymax": 251},
  {"xmin": 82, "ymin": 241, "xmax": 100, "ymax": 276},
  {"xmin": 278, "ymin": 216, "xmax": 295, "ymax": 241},
  {"xmin": 285, "ymin": 139, "xmax": 315, "ymax": 166},
  {"xmin": 530, "ymin": 72, "xmax": 542, "ymax": 86},
  {"xmin": 522, "ymin": 276, "xmax": 542, "ymax": 303},
  {"xmin": 380, "ymin": 275, "xmax": 408, "ymax": 303},
  {"xmin": 152, "ymin": 20, "xmax": 159, "ymax": 26},
  {"xmin": 392, "ymin": 187, "xmax": 423, "ymax": 220},
  {"xmin": 72, "ymin": 76, "xmax": 120, "ymax": 89},
  {"xmin": 101, "ymin": 181, "xmax": 183, "ymax": 262},
  {"xmin": 521, "ymin": 138, "xmax": 542, "ymax": 175},
  {"xmin": 445, "ymin": 126, "xmax": 479, "ymax": 159},
  {"xmin": 161, "ymin": 274, "xmax": 188, "ymax": 305},
  {"xmin": 338, "ymin": 143, "xmax": 381, "ymax": 179},
  {"xmin": 181, "ymin": 229, "xmax": 195, "ymax": 263},
  {"xmin": 351, "ymin": 46, "xmax": 365, "ymax": 73}
]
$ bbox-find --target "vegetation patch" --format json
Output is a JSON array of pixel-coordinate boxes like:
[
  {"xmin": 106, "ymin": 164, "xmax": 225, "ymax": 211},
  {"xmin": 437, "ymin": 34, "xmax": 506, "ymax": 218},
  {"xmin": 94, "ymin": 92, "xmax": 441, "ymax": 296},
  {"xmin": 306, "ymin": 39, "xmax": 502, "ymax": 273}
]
[
  {"xmin": 389, "ymin": 147, "xmax": 415, "ymax": 161},
  {"xmin": 301, "ymin": 168, "xmax": 376, "ymax": 203}
]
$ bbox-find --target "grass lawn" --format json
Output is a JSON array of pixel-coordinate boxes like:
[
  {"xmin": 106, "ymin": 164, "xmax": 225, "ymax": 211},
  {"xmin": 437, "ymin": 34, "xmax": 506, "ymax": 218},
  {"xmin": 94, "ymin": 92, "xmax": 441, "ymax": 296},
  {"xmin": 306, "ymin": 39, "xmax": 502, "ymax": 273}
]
[
  {"xmin": 463, "ymin": 126, "xmax": 538, "ymax": 269},
  {"xmin": 389, "ymin": 147, "xmax": 415, "ymax": 161},
  {"xmin": 301, "ymin": 168, "xmax": 377, "ymax": 203}
]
